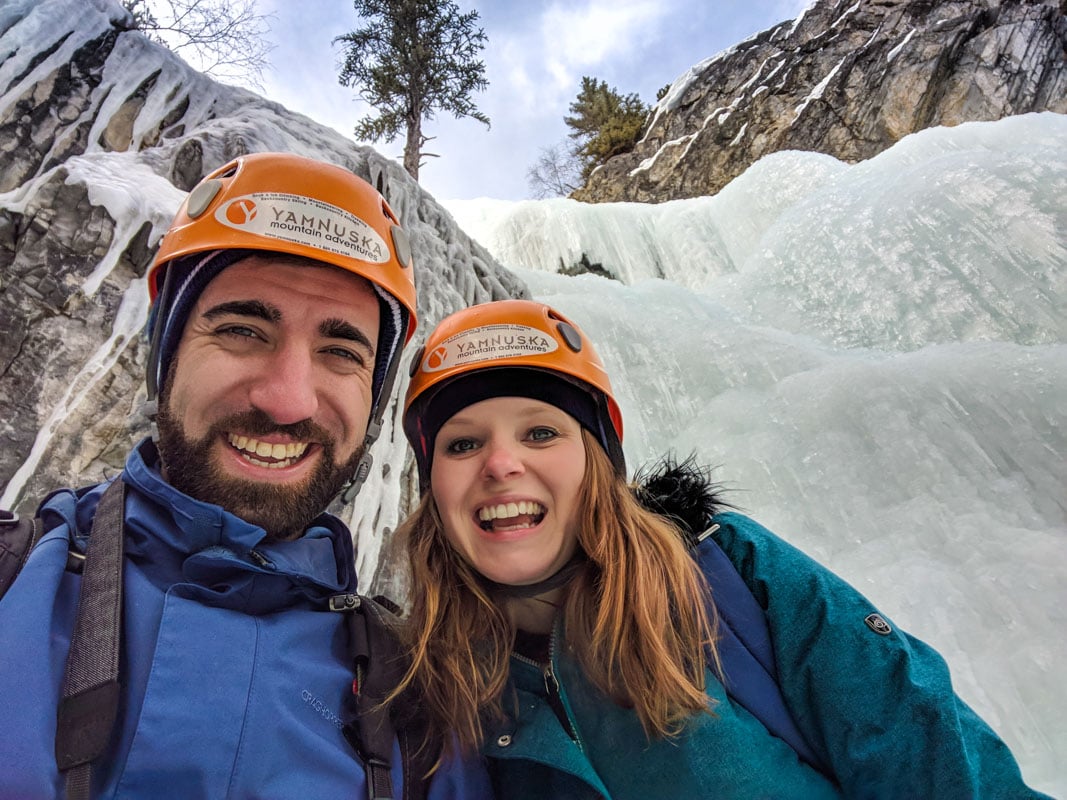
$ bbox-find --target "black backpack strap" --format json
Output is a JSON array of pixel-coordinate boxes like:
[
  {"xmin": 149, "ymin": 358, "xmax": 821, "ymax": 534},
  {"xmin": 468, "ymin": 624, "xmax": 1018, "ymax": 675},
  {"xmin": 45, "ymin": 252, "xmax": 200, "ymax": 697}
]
[
  {"xmin": 333, "ymin": 593, "xmax": 437, "ymax": 800},
  {"xmin": 55, "ymin": 478, "xmax": 126, "ymax": 800},
  {"xmin": 0, "ymin": 509, "xmax": 43, "ymax": 599},
  {"xmin": 339, "ymin": 593, "xmax": 395, "ymax": 800}
]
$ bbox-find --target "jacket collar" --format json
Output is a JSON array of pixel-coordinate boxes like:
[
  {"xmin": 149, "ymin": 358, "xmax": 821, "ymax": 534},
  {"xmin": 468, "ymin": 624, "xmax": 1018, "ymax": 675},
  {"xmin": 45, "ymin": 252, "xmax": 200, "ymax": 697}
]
[{"xmin": 111, "ymin": 438, "xmax": 357, "ymax": 613}]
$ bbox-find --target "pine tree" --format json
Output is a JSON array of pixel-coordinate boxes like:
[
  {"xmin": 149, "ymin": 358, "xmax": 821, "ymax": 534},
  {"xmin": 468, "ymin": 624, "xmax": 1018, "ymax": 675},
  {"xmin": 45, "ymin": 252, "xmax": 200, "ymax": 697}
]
[
  {"xmin": 335, "ymin": 0, "xmax": 490, "ymax": 181},
  {"xmin": 564, "ymin": 76, "xmax": 648, "ymax": 181}
]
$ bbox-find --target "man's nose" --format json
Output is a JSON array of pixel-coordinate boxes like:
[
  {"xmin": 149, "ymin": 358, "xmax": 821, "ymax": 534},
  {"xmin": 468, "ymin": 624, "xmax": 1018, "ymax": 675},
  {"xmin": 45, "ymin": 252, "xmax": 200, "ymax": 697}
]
[
  {"xmin": 246, "ymin": 345, "xmax": 318, "ymax": 425},
  {"xmin": 481, "ymin": 438, "xmax": 525, "ymax": 482}
]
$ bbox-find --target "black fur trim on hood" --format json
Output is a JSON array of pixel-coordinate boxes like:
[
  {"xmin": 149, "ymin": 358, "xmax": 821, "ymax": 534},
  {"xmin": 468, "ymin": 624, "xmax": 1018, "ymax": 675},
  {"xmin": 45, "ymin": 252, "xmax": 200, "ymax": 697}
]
[{"xmin": 631, "ymin": 454, "xmax": 732, "ymax": 548}]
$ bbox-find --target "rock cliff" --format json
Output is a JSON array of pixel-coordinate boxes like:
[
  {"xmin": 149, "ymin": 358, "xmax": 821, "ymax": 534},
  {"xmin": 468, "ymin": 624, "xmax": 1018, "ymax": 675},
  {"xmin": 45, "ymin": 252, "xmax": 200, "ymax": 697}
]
[
  {"xmin": 0, "ymin": 0, "xmax": 525, "ymax": 588},
  {"xmin": 575, "ymin": 0, "xmax": 1067, "ymax": 203}
]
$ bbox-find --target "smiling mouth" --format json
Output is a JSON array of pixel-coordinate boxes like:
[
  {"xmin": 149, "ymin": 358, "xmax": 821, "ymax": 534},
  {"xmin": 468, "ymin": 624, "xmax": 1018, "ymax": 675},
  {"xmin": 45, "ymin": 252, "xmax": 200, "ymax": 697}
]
[
  {"xmin": 478, "ymin": 501, "xmax": 546, "ymax": 532},
  {"xmin": 227, "ymin": 433, "xmax": 310, "ymax": 469}
]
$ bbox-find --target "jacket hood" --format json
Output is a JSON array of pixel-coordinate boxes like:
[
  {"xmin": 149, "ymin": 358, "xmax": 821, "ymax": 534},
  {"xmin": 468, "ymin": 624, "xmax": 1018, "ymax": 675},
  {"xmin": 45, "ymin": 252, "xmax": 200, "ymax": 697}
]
[{"xmin": 631, "ymin": 454, "xmax": 732, "ymax": 547}]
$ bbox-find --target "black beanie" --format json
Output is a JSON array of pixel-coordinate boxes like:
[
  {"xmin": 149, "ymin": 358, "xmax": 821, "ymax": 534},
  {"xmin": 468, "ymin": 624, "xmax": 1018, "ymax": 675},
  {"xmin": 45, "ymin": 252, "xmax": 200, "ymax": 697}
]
[{"xmin": 407, "ymin": 367, "xmax": 619, "ymax": 489}]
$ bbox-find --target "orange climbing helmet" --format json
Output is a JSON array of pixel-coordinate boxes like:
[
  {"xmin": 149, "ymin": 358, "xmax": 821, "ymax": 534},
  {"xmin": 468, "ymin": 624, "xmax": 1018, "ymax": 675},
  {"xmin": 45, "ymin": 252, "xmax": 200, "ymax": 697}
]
[
  {"xmin": 403, "ymin": 299, "xmax": 625, "ymax": 488},
  {"xmin": 148, "ymin": 152, "xmax": 415, "ymax": 319},
  {"xmin": 145, "ymin": 152, "xmax": 416, "ymax": 410},
  {"xmin": 145, "ymin": 153, "xmax": 417, "ymax": 501}
]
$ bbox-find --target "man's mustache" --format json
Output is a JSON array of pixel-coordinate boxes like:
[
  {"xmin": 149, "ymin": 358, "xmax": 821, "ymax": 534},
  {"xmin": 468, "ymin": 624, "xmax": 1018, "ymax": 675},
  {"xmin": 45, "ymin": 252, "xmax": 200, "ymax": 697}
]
[{"xmin": 210, "ymin": 408, "xmax": 330, "ymax": 445}]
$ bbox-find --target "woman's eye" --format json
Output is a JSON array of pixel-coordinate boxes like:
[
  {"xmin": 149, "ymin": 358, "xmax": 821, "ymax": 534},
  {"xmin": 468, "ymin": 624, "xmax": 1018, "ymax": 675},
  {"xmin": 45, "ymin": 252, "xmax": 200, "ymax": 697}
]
[
  {"xmin": 528, "ymin": 426, "xmax": 559, "ymax": 442},
  {"xmin": 444, "ymin": 437, "xmax": 479, "ymax": 454}
]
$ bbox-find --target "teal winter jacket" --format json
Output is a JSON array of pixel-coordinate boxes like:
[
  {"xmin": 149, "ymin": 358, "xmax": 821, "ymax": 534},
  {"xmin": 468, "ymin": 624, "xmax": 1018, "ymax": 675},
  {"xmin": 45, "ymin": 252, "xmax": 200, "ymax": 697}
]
[{"xmin": 481, "ymin": 512, "xmax": 1046, "ymax": 800}]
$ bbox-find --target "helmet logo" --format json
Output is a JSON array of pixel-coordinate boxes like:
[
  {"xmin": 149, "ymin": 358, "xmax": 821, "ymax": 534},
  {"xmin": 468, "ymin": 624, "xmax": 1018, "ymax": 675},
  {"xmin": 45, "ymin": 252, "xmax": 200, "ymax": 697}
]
[
  {"xmin": 215, "ymin": 192, "xmax": 390, "ymax": 264},
  {"xmin": 425, "ymin": 346, "xmax": 449, "ymax": 370},
  {"xmin": 225, "ymin": 198, "xmax": 258, "ymax": 225},
  {"xmin": 421, "ymin": 324, "xmax": 558, "ymax": 373}
]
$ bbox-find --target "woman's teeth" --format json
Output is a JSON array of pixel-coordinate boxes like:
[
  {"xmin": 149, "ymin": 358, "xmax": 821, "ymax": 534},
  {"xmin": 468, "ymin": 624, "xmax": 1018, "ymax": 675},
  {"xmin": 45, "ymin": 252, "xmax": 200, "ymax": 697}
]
[{"xmin": 478, "ymin": 501, "xmax": 546, "ymax": 531}]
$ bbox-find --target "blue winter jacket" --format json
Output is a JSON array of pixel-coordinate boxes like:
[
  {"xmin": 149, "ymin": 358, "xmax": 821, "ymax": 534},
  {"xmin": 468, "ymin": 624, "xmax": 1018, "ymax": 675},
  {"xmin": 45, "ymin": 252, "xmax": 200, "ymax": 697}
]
[
  {"xmin": 481, "ymin": 512, "xmax": 1048, "ymax": 799},
  {"xmin": 0, "ymin": 438, "xmax": 491, "ymax": 800}
]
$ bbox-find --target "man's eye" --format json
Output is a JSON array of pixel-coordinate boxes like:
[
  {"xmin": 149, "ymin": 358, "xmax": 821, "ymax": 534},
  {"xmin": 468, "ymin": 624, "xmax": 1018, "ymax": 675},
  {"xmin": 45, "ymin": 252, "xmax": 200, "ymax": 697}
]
[
  {"xmin": 217, "ymin": 325, "xmax": 260, "ymax": 340},
  {"xmin": 325, "ymin": 347, "xmax": 365, "ymax": 366},
  {"xmin": 444, "ymin": 437, "xmax": 479, "ymax": 455},
  {"xmin": 528, "ymin": 427, "xmax": 559, "ymax": 442}
]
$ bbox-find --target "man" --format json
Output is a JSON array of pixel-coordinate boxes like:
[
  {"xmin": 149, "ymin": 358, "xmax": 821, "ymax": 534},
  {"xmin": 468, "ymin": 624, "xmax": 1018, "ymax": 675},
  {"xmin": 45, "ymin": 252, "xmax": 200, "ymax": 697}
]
[{"xmin": 0, "ymin": 153, "xmax": 490, "ymax": 799}]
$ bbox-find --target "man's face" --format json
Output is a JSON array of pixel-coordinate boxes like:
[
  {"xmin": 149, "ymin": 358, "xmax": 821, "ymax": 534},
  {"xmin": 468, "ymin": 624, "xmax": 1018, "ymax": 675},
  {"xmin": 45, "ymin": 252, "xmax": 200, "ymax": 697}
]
[{"xmin": 156, "ymin": 255, "xmax": 381, "ymax": 540}]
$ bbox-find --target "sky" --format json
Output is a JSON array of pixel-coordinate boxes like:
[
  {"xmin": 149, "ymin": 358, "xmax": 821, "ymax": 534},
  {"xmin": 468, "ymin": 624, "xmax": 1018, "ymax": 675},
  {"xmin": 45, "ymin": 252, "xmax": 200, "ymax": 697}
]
[{"xmin": 254, "ymin": 0, "xmax": 812, "ymax": 201}]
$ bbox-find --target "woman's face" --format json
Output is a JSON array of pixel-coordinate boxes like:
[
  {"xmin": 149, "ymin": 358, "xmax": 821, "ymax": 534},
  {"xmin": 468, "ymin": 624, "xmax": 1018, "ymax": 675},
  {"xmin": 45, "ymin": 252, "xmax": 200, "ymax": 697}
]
[{"xmin": 431, "ymin": 396, "xmax": 586, "ymax": 587}]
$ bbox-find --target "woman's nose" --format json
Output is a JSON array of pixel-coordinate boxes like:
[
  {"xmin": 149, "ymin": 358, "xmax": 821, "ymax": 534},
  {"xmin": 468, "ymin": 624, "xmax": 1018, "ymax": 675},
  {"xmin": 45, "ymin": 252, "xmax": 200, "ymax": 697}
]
[{"xmin": 481, "ymin": 438, "xmax": 525, "ymax": 481}]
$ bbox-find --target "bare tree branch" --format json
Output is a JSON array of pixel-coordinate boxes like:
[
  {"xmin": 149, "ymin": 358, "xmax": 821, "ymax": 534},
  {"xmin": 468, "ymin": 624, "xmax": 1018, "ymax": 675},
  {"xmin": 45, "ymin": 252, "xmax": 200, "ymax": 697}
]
[
  {"xmin": 124, "ymin": 0, "xmax": 274, "ymax": 90},
  {"xmin": 527, "ymin": 141, "xmax": 582, "ymax": 199}
]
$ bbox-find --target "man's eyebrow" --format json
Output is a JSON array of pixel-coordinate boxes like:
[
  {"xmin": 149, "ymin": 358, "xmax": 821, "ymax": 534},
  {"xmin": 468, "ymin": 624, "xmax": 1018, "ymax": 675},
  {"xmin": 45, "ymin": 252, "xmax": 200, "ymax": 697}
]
[
  {"xmin": 202, "ymin": 300, "xmax": 281, "ymax": 322},
  {"xmin": 320, "ymin": 318, "xmax": 375, "ymax": 355}
]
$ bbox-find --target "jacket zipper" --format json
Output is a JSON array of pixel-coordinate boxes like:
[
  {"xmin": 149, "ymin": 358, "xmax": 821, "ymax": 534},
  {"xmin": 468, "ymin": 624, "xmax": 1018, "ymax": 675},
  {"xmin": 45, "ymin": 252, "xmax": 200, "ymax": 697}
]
[{"xmin": 513, "ymin": 629, "xmax": 583, "ymax": 750}]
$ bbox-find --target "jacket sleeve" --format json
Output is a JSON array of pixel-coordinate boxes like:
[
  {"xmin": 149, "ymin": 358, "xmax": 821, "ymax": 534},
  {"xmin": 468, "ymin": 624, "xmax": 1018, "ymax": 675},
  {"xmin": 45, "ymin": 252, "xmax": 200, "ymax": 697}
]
[{"xmin": 711, "ymin": 512, "xmax": 1049, "ymax": 800}]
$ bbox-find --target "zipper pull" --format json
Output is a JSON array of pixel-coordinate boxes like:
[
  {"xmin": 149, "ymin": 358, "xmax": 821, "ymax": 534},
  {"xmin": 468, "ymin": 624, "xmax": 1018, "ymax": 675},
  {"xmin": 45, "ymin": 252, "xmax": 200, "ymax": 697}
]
[
  {"xmin": 544, "ymin": 664, "xmax": 560, "ymax": 697},
  {"xmin": 542, "ymin": 663, "xmax": 581, "ymax": 745},
  {"xmin": 248, "ymin": 548, "xmax": 273, "ymax": 568}
]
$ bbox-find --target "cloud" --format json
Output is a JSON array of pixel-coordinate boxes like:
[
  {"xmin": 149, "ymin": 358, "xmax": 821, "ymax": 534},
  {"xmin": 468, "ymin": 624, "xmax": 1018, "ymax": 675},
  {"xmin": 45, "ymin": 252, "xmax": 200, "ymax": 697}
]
[
  {"xmin": 541, "ymin": 0, "xmax": 665, "ymax": 67},
  {"xmin": 485, "ymin": 0, "xmax": 671, "ymax": 120}
]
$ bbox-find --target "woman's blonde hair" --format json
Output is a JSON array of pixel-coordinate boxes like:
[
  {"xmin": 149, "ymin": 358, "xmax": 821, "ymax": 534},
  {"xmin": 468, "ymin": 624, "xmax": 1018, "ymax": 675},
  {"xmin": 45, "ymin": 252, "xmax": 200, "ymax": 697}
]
[{"xmin": 395, "ymin": 428, "xmax": 720, "ymax": 754}]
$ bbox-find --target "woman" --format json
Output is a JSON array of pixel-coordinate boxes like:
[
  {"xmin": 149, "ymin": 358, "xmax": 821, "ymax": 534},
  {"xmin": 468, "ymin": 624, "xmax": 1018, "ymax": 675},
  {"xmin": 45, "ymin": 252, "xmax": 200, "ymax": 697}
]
[{"xmin": 395, "ymin": 299, "xmax": 1046, "ymax": 799}]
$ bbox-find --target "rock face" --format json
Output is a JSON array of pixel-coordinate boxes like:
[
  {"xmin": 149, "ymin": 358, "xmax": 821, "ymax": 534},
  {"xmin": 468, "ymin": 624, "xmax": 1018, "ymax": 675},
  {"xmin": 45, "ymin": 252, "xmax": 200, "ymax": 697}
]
[
  {"xmin": 0, "ymin": 0, "xmax": 525, "ymax": 589},
  {"xmin": 575, "ymin": 0, "xmax": 1067, "ymax": 203}
]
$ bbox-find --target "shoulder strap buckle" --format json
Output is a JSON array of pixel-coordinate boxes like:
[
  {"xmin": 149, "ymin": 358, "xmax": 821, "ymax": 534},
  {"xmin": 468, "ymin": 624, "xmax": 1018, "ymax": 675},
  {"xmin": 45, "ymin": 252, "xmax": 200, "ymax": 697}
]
[
  {"xmin": 695, "ymin": 522, "xmax": 720, "ymax": 543},
  {"xmin": 329, "ymin": 593, "xmax": 362, "ymax": 612}
]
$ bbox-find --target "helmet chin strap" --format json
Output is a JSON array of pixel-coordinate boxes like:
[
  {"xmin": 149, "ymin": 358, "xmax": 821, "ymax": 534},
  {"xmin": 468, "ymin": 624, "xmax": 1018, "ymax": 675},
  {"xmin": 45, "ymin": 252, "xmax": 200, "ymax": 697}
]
[
  {"xmin": 340, "ymin": 286, "xmax": 407, "ymax": 506},
  {"xmin": 142, "ymin": 399, "xmax": 160, "ymax": 443},
  {"xmin": 341, "ymin": 421, "xmax": 381, "ymax": 505},
  {"xmin": 474, "ymin": 550, "xmax": 587, "ymax": 600}
]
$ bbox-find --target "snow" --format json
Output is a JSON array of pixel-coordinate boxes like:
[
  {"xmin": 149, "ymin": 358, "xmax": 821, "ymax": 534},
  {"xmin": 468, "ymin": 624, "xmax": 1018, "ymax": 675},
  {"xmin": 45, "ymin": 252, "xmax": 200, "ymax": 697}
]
[
  {"xmin": 1, "ymin": 279, "xmax": 151, "ymax": 508},
  {"xmin": 629, "ymin": 132, "xmax": 700, "ymax": 177},
  {"xmin": 729, "ymin": 122, "xmax": 748, "ymax": 146},
  {"xmin": 831, "ymin": 2, "xmax": 861, "ymax": 29},
  {"xmin": 67, "ymin": 154, "xmax": 187, "ymax": 296},
  {"xmin": 787, "ymin": 0, "xmax": 818, "ymax": 38},
  {"xmin": 644, "ymin": 23, "xmax": 775, "ymax": 139},
  {"xmin": 887, "ymin": 28, "xmax": 917, "ymax": 62},
  {"xmin": 793, "ymin": 56, "xmax": 846, "ymax": 121},
  {"xmin": 445, "ymin": 113, "xmax": 1067, "ymax": 795}
]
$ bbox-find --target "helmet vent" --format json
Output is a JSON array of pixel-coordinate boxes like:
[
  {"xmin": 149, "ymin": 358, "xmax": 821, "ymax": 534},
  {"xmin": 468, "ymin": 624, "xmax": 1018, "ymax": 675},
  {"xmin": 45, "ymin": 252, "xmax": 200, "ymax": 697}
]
[
  {"xmin": 408, "ymin": 345, "xmax": 425, "ymax": 377},
  {"xmin": 391, "ymin": 225, "xmax": 413, "ymax": 269},
  {"xmin": 556, "ymin": 322, "xmax": 582, "ymax": 353},
  {"xmin": 380, "ymin": 197, "xmax": 399, "ymax": 224},
  {"xmin": 185, "ymin": 179, "xmax": 223, "ymax": 219}
]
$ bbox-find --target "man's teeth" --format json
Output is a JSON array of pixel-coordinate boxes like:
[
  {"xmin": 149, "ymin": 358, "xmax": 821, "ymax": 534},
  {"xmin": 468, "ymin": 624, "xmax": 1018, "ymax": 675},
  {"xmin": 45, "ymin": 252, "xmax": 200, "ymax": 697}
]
[
  {"xmin": 227, "ymin": 434, "xmax": 309, "ymax": 468},
  {"xmin": 478, "ymin": 501, "xmax": 546, "ymax": 522}
]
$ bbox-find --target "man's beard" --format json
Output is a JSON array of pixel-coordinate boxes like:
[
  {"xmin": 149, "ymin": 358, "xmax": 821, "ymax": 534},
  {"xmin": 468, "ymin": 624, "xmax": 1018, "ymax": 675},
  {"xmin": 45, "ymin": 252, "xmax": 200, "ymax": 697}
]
[{"xmin": 156, "ymin": 400, "xmax": 364, "ymax": 541}]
